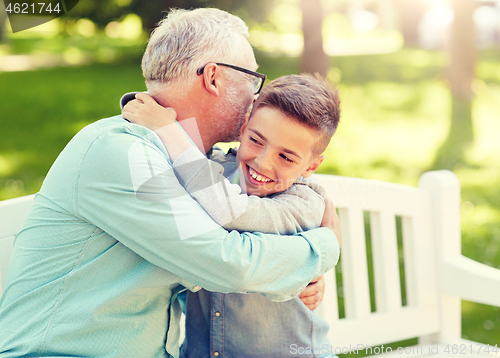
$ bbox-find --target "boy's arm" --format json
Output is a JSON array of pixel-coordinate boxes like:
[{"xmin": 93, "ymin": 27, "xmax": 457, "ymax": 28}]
[
  {"xmin": 123, "ymin": 93, "xmax": 327, "ymax": 235},
  {"xmin": 173, "ymin": 147, "xmax": 325, "ymax": 235}
]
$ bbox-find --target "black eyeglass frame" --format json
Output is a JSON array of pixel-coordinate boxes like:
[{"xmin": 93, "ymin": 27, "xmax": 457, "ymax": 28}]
[{"xmin": 196, "ymin": 62, "xmax": 266, "ymax": 95}]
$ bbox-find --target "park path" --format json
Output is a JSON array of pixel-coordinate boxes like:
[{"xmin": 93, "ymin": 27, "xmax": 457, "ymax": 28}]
[{"xmin": 0, "ymin": 52, "xmax": 91, "ymax": 72}]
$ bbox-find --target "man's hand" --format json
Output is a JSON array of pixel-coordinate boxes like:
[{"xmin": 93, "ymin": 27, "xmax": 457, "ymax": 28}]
[
  {"xmin": 299, "ymin": 275, "xmax": 325, "ymax": 310},
  {"xmin": 122, "ymin": 92, "xmax": 177, "ymax": 131},
  {"xmin": 321, "ymin": 197, "xmax": 341, "ymax": 248}
]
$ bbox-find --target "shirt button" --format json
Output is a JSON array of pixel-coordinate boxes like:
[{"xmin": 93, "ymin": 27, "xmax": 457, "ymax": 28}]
[
  {"xmin": 215, "ymin": 312, "xmax": 221, "ymax": 317},
  {"xmin": 214, "ymin": 352, "xmax": 219, "ymax": 356},
  {"xmin": 193, "ymin": 285, "xmax": 201, "ymax": 290}
]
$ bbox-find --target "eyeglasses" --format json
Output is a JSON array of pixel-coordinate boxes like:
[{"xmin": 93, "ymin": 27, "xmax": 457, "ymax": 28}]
[{"xmin": 196, "ymin": 62, "xmax": 266, "ymax": 95}]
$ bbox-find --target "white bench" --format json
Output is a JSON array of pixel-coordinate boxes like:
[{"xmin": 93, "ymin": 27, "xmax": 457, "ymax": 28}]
[
  {"xmin": 1, "ymin": 171, "xmax": 499, "ymax": 357},
  {"xmin": 313, "ymin": 170, "xmax": 500, "ymax": 357}
]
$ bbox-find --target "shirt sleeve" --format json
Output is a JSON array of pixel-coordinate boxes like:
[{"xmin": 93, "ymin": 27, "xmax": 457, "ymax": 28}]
[
  {"xmin": 172, "ymin": 147, "xmax": 325, "ymax": 235},
  {"xmin": 75, "ymin": 127, "xmax": 340, "ymax": 301}
]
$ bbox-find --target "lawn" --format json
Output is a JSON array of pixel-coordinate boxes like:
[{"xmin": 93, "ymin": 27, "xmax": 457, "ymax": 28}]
[{"xmin": 1, "ymin": 47, "xmax": 499, "ymax": 346}]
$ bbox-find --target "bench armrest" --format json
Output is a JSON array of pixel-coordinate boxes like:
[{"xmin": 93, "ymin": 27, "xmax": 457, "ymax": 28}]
[{"xmin": 441, "ymin": 255, "xmax": 500, "ymax": 307}]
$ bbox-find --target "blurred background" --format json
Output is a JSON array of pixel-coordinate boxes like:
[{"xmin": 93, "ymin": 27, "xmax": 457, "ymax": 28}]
[{"xmin": 0, "ymin": 0, "xmax": 499, "ymax": 350}]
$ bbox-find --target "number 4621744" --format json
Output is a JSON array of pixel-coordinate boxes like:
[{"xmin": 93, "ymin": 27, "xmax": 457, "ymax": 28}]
[{"xmin": 5, "ymin": 3, "xmax": 61, "ymax": 14}]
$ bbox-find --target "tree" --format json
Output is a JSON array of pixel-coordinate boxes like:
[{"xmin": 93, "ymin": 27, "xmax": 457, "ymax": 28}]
[
  {"xmin": 300, "ymin": 0, "xmax": 328, "ymax": 76},
  {"xmin": 432, "ymin": 0, "xmax": 476, "ymax": 169}
]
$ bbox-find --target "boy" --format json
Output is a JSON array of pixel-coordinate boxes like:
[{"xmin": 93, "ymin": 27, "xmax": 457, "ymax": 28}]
[{"xmin": 123, "ymin": 74, "xmax": 340, "ymax": 357}]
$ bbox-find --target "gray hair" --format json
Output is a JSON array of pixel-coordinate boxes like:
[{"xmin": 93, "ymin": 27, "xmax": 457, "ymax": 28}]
[{"xmin": 142, "ymin": 8, "xmax": 249, "ymax": 91}]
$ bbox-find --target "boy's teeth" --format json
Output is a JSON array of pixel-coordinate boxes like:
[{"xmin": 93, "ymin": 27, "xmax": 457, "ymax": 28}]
[{"xmin": 249, "ymin": 167, "xmax": 271, "ymax": 183}]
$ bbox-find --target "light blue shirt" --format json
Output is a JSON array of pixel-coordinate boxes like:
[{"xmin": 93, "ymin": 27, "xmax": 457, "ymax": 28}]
[{"xmin": 0, "ymin": 116, "xmax": 339, "ymax": 358}]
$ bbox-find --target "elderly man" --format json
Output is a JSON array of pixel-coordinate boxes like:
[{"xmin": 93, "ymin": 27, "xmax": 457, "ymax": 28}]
[{"xmin": 0, "ymin": 8, "xmax": 340, "ymax": 358}]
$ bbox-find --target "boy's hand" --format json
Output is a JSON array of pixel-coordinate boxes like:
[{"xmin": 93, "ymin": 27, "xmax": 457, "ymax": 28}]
[
  {"xmin": 298, "ymin": 275, "xmax": 325, "ymax": 310},
  {"xmin": 122, "ymin": 92, "xmax": 177, "ymax": 131},
  {"xmin": 321, "ymin": 197, "xmax": 341, "ymax": 248}
]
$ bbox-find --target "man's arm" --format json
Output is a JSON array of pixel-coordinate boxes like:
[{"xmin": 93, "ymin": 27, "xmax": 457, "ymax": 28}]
[
  {"xmin": 123, "ymin": 94, "xmax": 334, "ymax": 237},
  {"xmin": 172, "ymin": 149, "xmax": 334, "ymax": 309},
  {"xmin": 75, "ymin": 125, "xmax": 340, "ymax": 300}
]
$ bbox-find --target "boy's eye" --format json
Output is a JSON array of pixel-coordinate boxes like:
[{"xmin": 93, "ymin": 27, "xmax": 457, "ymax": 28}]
[
  {"xmin": 280, "ymin": 153, "xmax": 293, "ymax": 163},
  {"xmin": 249, "ymin": 137, "xmax": 261, "ymax": 145}
]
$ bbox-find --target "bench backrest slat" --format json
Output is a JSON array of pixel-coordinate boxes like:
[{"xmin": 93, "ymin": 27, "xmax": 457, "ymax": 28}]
[
  {"xmin": 370, "ymin": 210, "xmax": 402, "ymax": 313},
  {"xmin": 339, "ymin": 206, "xmax": 372, "ymax": 319}
]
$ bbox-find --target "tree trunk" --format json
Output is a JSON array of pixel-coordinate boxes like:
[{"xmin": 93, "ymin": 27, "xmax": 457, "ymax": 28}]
[
  {"xmin": 432, "ymin": 0, "xmax": 476, "ymax": 169},
  {"xmin": 395, "ymin": 0, "xmax": 428, "ymax": 47},
  {"xmin": 300, "ymin": 0, "xmax": 328, "ymax": 76}
]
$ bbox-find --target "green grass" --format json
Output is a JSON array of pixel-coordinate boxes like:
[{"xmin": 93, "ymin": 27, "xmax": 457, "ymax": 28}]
[
  {"xmin": 1, "ymin": 31, "xmax": 147, "ymax": 63},
  {"xmin": 1, "ymin": 45, "xmax": 500, "ymax": 345},
  {"xmin": 0, "ymin": 63, "xmax": 147, "ymax": 198}
]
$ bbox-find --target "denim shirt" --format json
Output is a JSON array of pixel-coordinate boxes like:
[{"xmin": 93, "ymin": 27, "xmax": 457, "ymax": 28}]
[
  {"xmin": 179, "ymin": 148, "xmax": 339, "ymax": 358},
  {"xmin": 0, "ymin": 116, "xmax": 338, "ymax": 358},
  {"xmin": 181, "ymin": 290, "xmax": 334, "ymax": 358}
]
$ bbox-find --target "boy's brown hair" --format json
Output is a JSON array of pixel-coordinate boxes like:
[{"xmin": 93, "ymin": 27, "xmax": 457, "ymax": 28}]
[{"xmin": 251, "ymin": 73, "xmax": 340, "ymax": 156}]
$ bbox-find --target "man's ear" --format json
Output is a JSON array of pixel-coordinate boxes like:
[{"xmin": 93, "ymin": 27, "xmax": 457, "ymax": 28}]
[
  {"xmin": 201, "ymin": 63, "xmax": 220, "ymax": 97},
  {"xmin": 239, "ymin": 113, "xmax": 250, "ymax": 140},
  {"xmin": 301, "ymin": 155, "xmax": 325, "ymax": 178}
]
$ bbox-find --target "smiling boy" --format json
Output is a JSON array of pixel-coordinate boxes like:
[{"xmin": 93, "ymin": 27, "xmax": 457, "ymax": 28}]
[
  {"xmin": 123, "ymin": 74, "xmax": 341, "ymax": 357},
  {"xmin": 238, "ymin": 105, "xmax": 324, "ymax": 196}
]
